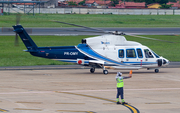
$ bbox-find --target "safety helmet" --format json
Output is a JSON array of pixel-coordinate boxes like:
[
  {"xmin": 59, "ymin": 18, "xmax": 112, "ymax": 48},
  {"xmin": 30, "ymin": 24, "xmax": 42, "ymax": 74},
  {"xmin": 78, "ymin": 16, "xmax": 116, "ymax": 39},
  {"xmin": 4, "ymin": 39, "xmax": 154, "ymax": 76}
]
[{"xmin": 117, "ymin": 72, "xmax": 122, "ymax": 76}]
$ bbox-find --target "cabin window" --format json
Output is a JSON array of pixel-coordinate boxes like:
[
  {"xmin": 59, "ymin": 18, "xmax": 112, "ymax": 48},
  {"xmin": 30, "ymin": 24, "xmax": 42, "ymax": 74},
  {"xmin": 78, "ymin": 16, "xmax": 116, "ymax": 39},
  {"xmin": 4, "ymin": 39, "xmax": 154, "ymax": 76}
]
[
  {"xmin": 137, "ymin": 48, "xmax": 143, "ymax": 58},
  {"xmin": 119, "ymin": 49, "xmax": 124, "ymax": 58},
  {"xmin": 144, "ymin": 49, "xmax": 154, "ymax": 58},
  {"xmin": 126, "ymin": 49, "xmax": 136, "ymax": 58}
]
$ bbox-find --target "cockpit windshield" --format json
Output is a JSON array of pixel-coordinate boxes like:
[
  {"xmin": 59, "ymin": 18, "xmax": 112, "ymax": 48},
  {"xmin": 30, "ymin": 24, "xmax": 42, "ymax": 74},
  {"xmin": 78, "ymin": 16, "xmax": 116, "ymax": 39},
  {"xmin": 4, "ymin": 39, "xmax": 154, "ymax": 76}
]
[
  {"xmin": 152, "ymin": 51, "xmax": 160, "ymax": 58},
  {"xmin": 144, "ymin": 49, "xmax": 160, "ymax": 58},
  {"xmin": 144, "ymin": 49, "xmax": 154, "ymax": 58}
]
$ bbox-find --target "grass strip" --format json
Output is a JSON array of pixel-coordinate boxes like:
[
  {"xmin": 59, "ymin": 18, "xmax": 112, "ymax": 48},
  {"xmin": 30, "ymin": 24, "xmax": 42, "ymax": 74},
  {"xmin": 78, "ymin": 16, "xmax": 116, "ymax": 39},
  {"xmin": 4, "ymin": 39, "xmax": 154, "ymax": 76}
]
[{"xmin": 1, "ymin": 14, "xmax": 180, "ymax": 27}]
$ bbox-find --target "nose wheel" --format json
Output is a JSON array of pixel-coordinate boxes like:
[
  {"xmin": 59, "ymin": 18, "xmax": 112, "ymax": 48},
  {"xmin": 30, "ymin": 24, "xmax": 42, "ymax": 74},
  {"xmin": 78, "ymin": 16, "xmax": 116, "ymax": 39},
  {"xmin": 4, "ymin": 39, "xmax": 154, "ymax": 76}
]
[
  {"xmin": 155, "ymin": 69, "xmax": 159, "ymax": 73},
  {"xmin": 103, "ymin": 70, "xmax": 108, "ymax": 75}
]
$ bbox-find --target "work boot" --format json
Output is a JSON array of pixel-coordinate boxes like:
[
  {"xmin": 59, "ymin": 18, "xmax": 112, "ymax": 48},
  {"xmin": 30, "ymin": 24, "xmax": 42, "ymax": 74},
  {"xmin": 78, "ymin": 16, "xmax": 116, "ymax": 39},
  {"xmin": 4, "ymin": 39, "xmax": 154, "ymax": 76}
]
[
  {"xmin": 122, "ymin": 102, "xmax": 128, "ymax": 105},
  {"xmin": 116, "ymin": 101, "xmax": 121, "ymax": 104}
]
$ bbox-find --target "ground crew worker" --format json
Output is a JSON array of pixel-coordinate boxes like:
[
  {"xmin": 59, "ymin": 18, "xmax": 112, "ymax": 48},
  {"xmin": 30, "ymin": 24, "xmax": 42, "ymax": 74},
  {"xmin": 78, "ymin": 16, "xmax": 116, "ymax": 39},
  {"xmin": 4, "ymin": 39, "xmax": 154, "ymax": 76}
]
[{"xmin": 116, "ymin": 71, "xmax": 132, "ymax": 104}]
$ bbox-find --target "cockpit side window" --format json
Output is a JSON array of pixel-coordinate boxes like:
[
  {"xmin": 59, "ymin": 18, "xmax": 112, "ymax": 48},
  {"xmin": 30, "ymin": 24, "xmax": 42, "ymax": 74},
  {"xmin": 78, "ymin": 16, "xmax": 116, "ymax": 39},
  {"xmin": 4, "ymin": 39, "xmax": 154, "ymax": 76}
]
[
  {"xmin": 119, "ymin": 49, "xmax": 124, "ymax": 58},
  {"xmin": 144, "ymin": 49, "xmax": 154, "ymax": 58},
  {"xmin": 126, "ymin": 49, "xmax": 136, "ymax": 58}
]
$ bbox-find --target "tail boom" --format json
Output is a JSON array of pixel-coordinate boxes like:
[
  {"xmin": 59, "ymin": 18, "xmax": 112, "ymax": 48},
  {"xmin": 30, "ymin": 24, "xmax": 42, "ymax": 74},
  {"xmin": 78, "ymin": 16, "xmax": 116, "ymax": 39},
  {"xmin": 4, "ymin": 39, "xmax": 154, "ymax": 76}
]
[{"xmin": 13, "ymin": 25, "xmax": 38, "ymax": 51}]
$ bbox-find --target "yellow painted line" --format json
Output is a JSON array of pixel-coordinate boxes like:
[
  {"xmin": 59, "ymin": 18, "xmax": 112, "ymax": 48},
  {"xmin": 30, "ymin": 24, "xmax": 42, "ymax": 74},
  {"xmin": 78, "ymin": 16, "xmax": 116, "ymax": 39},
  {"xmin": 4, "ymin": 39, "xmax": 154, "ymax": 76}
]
[
  {"xmin": 0, "ymin": 109, "xmax": 8, "ymax": 112},
  {"xmin": 56, "ymin": 110, "xmax": 95, "ymax": 113},
  {"xmin": 124, "ymin": 104, "xmax": 138, "ymax": 113},
  {"xmin": 87, "ymin": 111, "xmax": 95, "ymax": 113},
  {"xmin": 56, "ymin": 91, "xmax": 140, "ymax": 113},
  {"xmin": 103, "ymin": 103, "xmax": 115, "ymax": 105},
  {"xmin": 145, "ymin": 102, "xmax": 170, "ymax": 104},
  {"xmin": 14, "ymin": 108, "xmax": 42, "ymax": 111},
  {"xmin": 16, "ymin": 101, "xmax": 42, "ymax": 104},
  {"xmin": 56, "ymin": 103, "xmax": 85, "ymax": 104}
]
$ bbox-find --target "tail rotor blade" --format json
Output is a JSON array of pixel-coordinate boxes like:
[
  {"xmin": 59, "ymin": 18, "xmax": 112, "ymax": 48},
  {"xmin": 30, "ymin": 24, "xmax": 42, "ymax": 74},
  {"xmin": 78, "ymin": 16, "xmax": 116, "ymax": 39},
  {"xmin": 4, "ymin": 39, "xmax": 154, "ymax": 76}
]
[
  {"xmin": 14, "ymin": 14, "xmax": 21, "ymax": 46},
  {"xmin": 16, "ymin": 14, "xmax": 21, "ymax": 25},
  {"xmin": 15, "ymin": 33, "xmax": 19, "ymax": 46}
]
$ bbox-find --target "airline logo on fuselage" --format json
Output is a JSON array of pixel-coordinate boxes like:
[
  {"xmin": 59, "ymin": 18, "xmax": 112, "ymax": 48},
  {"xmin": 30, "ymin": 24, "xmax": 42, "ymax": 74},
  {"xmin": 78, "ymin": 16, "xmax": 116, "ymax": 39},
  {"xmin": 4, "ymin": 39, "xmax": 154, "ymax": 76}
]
[{"xmin": 101, "ymin": 41, "xmax": 110, "ymax": 44}]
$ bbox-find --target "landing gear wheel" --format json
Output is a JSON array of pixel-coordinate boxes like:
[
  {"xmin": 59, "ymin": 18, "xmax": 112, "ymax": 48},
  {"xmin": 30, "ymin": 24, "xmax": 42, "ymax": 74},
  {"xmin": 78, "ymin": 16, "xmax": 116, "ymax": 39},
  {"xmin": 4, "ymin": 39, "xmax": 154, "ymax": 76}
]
[
  {"xmin": 155, "ymin": 69, "xmax": 159, "ymax": 73},
  {"xmin": 103, "ymin": 70, "xmax": 108, "ymax": 75},
  {"xmin": 90, "ymin": 68, "xmax": 95, "ymax": 73}
]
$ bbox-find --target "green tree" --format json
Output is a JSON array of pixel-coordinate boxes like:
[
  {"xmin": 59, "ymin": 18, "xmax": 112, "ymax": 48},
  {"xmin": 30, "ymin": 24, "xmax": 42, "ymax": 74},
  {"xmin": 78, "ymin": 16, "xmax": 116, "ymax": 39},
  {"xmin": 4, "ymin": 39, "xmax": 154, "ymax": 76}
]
[
  {"xmin": 113, "ymin": 0, "xmax": 177, "ymax": 8},
  {"xmin": 159, "ymin": 3, "xmax": 172, "ymax": 8},
  {"xmin": 145, "ymin": 0, "xmax": 154, "ymax": 7},
  {"xmin": 132, "ymin": 0, "xmax": 149, "ymax": 1},
  {"xmin": 169, "ymin": 0, "xmax": 177, "ymax": 2},
  {"xmin": 68, "ymin": 1, "xmax": 77, "ymax": 6},
  {"xmin": 159, "ymin": 0, "xmax": 169, "ymax": 4},
  {"xmin": 78, "ymin": 0, "xmax": 86, "ymax": 5},
  {"xmin": 111, "ymin": 0, "xmax": 119, "ymax": 6}
]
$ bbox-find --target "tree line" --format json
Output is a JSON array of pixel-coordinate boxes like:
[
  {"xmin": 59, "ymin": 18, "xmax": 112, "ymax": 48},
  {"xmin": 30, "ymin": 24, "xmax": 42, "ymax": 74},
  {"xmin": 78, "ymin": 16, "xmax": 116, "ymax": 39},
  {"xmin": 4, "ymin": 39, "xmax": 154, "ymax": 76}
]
[
  {"xmin": 68, "ymin": 0, "xmax": 178, "ymax": 9},
  {"xmin": 111, "ymin": 0, "xmax": 178, "ymax": 8},
  {"xmin": 120, "ymin": 0, "xmax": 177, "ymax": 5}
]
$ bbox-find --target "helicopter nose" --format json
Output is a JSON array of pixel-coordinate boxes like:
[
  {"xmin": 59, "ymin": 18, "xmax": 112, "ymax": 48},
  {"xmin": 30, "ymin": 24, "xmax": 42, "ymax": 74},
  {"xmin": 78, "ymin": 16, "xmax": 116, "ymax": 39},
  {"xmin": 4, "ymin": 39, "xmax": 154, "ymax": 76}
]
[
  {"xmin": 157, "ymin": 58, "xmax": 169, "ymax": 67},
  {"xmin": 163, "ymin": 59, "xmax": 169, "ymax": 65}
]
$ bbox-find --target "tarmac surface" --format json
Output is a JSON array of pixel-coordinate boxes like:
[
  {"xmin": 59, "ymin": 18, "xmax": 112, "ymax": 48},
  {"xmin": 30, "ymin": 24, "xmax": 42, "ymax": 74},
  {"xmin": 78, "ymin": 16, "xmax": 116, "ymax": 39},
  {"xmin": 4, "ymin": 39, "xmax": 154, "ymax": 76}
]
[{"xmin": 0, "ymin": 66, "xmax": 180, "ymax": 113}]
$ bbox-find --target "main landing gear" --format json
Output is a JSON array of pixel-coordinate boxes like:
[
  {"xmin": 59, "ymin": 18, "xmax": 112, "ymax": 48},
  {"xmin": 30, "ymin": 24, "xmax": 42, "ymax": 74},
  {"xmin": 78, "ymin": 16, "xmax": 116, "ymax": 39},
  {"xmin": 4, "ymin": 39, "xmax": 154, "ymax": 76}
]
[
  {"xmin": 103, "ymin": 65, "xmax": 108, "ymax": 75},
  {"xmin": 90, "ymin": 67, "xmax": 108, "ymax": 75},
  {"xmin": 90, "ymin": 68, "xmax": 95, "ymax": 73}
]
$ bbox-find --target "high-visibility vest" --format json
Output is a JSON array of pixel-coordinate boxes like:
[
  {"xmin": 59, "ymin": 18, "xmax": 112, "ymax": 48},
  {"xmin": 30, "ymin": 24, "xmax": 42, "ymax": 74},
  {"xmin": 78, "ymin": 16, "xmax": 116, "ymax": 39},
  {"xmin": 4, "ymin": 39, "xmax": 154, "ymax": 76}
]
[{"xmin": 117, "ymin": 77, "xmax": 124, "ymax": 88}]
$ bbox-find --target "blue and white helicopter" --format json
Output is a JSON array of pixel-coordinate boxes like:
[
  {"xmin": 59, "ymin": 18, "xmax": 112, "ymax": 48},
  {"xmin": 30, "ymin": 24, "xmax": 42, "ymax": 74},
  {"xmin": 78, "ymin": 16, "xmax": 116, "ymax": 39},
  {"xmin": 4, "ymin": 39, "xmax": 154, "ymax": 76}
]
[{"xmin": 13, "ymin": 21, "xmax": 169, "ymax": 74}]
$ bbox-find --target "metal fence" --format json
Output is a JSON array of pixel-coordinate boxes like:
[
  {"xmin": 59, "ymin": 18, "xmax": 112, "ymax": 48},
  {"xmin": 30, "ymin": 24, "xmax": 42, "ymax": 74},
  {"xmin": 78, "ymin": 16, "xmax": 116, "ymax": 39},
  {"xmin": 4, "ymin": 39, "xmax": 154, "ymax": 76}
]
[{"xmin": 2, "ymin": 8, "xmax": 180, "ymax": 15}]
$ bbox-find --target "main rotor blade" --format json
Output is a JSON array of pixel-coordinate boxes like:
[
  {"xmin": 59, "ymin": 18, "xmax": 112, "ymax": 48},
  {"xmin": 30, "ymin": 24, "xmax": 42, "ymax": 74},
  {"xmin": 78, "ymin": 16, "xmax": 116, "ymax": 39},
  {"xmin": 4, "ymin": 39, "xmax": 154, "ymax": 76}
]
[
  {"xmin": 52, "ymin": 21, "xmax": 176, "ymax": 43},
  {"xmin": 2, "ymin": 27, "xmax": 32, "ymax": 33},
  {"xmin": 52, "ymin": 20, "xmax": 106, "ymax": 33},
  {"xmin": 127, "ymin": 34, "xmax": 175, "ymax": 43},
  {"xmin": 52, "ymin": 21, "xmax": 126, "ymax": 35}
]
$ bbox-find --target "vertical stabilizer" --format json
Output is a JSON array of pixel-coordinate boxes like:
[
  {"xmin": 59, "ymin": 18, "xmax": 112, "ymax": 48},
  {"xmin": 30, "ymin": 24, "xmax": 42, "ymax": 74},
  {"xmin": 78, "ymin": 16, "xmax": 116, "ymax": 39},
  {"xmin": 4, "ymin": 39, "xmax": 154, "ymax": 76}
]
[{"xmin": 13, "ymin": 25, "xmax": 38, "ymax": 51}]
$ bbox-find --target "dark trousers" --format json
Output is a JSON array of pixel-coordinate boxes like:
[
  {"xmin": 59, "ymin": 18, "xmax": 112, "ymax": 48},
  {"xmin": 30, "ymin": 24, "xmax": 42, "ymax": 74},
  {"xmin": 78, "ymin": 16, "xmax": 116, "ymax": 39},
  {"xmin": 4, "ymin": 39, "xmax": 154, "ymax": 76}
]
[{"xmin": 116, "ymin": 87, "xmax": 124, "ymax": 100}]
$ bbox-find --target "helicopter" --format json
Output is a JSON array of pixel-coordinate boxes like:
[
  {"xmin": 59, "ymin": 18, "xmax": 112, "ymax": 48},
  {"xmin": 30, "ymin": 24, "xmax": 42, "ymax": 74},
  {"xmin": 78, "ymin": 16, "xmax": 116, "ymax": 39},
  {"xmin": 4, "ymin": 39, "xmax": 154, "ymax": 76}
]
[{"xmin": 12, "ymin": 21, "xmax": 170, "ymax": 75}]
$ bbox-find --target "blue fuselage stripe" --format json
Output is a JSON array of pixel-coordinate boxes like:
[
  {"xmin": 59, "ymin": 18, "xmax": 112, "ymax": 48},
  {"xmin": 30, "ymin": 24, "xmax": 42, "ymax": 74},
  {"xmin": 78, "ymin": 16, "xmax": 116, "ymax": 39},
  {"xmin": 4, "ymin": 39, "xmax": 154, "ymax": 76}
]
[{"xmin": 77, "ymin": 44, "xmax": 126, "ymax": 65}]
